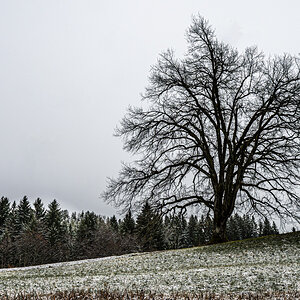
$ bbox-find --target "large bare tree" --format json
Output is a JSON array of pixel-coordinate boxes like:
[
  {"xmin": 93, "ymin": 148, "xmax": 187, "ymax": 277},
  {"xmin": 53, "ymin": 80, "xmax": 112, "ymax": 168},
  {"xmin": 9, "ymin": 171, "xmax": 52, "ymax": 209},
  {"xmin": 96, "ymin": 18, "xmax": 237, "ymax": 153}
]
[{"xmin": 103, "ymin": 16, "xmax": 300, "ymax": 242}]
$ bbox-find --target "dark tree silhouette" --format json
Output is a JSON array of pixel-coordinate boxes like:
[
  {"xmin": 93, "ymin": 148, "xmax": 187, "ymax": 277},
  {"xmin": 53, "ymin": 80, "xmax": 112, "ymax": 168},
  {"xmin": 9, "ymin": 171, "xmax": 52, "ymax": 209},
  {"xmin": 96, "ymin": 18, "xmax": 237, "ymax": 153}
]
[
  {"xmin": 103, "ymin": 15, "xmax": 300, "ymax": 243},
  {"xmin": 16, "ymin": 196, "xmax": 33, "ymax": 233},
  {"xmin": 120, "ymin": 210, "xmax": 135, "ymax": 235},
  {"xmin": 187, "ymin": 215, "xmax": 199, "ymax": 246},
  {"xmin": 45, "ymin": 200, "xmax": 66, "ymax": 248},
  {"xmin": 0, "ymin": 197, "xmax": 10, "ymax": 230},
  {"xmin": 135, "ymin": 202, "xmax": 164, "ymax": 251},
  {"xmin": 33, "ymin": 198, "xmax": 46, "ymax": 221}
]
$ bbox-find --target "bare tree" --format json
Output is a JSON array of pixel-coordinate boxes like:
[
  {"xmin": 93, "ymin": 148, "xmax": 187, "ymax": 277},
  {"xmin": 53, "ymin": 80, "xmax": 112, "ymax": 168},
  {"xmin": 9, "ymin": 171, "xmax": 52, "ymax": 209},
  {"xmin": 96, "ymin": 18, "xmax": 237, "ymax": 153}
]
[{"xmin": 103, "ymin": 16, "xmax": 300, "ymax": 243}]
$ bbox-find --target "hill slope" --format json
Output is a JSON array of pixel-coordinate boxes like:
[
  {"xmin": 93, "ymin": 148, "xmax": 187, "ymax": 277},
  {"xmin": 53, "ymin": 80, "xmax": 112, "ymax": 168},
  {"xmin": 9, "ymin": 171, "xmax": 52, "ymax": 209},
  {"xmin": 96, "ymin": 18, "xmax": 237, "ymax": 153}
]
[{"xmin": 0, "ymin": 232, "xmax": 299, "ymax": 297}]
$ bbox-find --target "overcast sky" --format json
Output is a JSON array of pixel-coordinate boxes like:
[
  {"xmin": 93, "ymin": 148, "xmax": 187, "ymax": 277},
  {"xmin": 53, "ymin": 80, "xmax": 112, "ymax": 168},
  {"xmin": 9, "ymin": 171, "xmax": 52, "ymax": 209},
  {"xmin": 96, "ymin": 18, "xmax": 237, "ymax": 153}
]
[{"xmin": 0, "ymin": 0, "xmax": 299, "ymax": 216}]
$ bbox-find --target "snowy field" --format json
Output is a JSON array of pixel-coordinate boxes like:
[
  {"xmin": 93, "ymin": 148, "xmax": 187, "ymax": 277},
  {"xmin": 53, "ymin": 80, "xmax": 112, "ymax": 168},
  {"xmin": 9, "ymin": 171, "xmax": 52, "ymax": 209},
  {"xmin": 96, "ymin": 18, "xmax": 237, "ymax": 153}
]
[{"xmin": 0, "ymin": 232, "xmax": 299, "ymax": 297}]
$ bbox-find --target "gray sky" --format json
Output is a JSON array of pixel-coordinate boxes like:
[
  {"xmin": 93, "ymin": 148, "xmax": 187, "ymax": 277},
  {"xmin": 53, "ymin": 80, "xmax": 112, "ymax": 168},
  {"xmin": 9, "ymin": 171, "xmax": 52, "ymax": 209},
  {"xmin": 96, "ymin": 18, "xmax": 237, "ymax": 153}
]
[{"xmin": 0, "ymin": 0, "xmax": 299, "ymax": 216}]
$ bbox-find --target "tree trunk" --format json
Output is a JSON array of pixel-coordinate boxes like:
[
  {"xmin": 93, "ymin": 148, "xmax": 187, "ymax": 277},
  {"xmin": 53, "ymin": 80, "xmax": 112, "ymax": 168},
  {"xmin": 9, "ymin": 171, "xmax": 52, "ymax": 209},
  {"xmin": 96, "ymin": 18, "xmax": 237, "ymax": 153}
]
[{"xmin": 209, "ymin": 212, "xmax": 228, "ymax": 244}]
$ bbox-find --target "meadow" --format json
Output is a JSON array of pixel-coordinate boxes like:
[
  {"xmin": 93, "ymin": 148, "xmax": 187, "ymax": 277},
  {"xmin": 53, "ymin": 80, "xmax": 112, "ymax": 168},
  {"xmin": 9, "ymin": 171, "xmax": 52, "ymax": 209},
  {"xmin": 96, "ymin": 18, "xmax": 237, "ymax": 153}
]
[{"xmin": 0, "ymin": 232, "xmax": 299, "ymax": 299}]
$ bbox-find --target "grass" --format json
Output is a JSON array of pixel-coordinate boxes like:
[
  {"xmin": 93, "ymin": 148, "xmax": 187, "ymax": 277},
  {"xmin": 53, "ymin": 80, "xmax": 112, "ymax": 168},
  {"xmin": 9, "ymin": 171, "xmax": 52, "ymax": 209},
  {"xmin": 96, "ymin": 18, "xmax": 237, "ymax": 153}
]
[
  {"xmin": 0, "ymin": 289, "xmax": 300, "ymax": 299},
  {"xmin": 0, "ymin": 232, "xmax": 299, "ymax": 299}
]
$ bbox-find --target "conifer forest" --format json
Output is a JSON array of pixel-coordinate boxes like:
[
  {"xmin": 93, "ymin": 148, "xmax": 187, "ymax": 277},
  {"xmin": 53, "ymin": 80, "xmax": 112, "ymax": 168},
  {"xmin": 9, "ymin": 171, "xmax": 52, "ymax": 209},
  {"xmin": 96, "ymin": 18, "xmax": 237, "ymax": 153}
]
[{"xmin": 0, "ymin": 196, "xmax": 280, "ymax": 269}]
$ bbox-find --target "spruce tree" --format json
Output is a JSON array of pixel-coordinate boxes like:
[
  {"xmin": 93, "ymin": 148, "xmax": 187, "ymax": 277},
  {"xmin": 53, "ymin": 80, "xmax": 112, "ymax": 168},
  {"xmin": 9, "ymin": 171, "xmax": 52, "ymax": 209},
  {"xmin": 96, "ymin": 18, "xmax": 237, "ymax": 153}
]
[
  {"xmin": 77, "ymin": 211, "xmax": 98, "ymax": 240},
  {"xmin": 241, "ymin": 215, "xmax": 253, "ymax": 239},
  {"xmin": 76, "ymin": 211, "xmax": 99, "ymax": 259},
  {"xmin": 203, "ymin": 216, "xmax": 213, "ymax": 243},
  {"xmin": 135, "ymin": 202, "xmax": 164, "ymax": 251},
  {"xmin": 0, "ymin": 197, "xmax": 11, "ymax": 267},
  {"xmin": 177, "ymin": 215, "xmax": 188, "ymax": 248},
  {"xmin": 187, "ymin": 215, "xmax": 198, "ymax": 247},
  {"xmin": 258, "ymin": 220, "xmax": 263, "ymax": 236},
  {"xmin": 271, "ymin": 221, "xmax": 279, "ymax": 235},
  {"xmin": 226, "ymin": 216, "xmax": 235, "ymax": 241},
  {"xmin": 120, "ymin": 210, "xmax": 135, "ymax": 235},
  {"xmin": 197, "ymin": 215, "xmax": 206, "ymax": 245},
  {"xmin": 33, "ymin": 198, "xmax": 45, "ymax": 220},
  {"xmin": 45, "ymin": 200, "xmax": 64, "ymax": 246},
  {"xmin": 109, "ymin": 215, "xmax": 119, "ymax": 232},
  {"xmin": 16, "ymin": 196, "xmax": 33, "ymax": 233},
  {"xmin": 251, "ymin": 216, "xmax": 258, "ymax": 238},
  {"xmin": 163, "ymin": 215, "xmax": 173, "ymax": 249},
  {"xmin": 0, "ymin": 197, "xmax": 10, "ymax": 231},
  {"xmin": 262, "ymin": 218, "xmax": 272, "ymax": 236}
]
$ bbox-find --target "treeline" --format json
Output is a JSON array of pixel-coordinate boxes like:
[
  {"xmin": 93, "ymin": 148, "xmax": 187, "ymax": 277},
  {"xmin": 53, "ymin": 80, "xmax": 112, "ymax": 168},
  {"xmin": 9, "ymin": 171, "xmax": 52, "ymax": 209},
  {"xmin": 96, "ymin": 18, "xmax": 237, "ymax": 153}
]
[
  {"xmin": 0, "ymin": 197, "xmax": 279, "ymax": 268},
  {"xmin": 0, "ymin": 196, "xmax": 139, "ymax": 268}
]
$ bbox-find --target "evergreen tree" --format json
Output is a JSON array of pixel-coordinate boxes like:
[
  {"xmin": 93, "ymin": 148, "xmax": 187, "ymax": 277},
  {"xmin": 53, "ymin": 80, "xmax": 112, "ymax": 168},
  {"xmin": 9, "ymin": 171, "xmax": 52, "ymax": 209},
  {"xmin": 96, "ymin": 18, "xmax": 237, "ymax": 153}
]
[
  {"xmin": 135, "ymin": 202, "xmax": 164, "ymax": 251},
  {"xmin": 187, "ymin": 215, "xmax": 198, "ymax": 247},
  {"xmin": 226, "ymin": 216, "xmax": 237, "ymax": 241},
  {"xmin": 76, "ymin": 211, "xmax": 99, "ymax": 259},
  {"xmin": 0, "ymin": 197, "xmax": 10, "ymax": 232},
  {"xmin": 45, "ymin": 200, "xmax": 64, "ymax": 246},
  {"xmin": 29, "ymin": 198, "xmax": 47, "ymax": 234},
  {"xmin": 163, "ymin": 215, "xmax": 175, "ymax": 249},
  {"xmin": 241, "ymin": 215, "xmax": 253, "ymax": 239},
  {"xmin": 109, "ymin": 215, "xmax": 119, "ymax": 232},
  {"xmin": 196, "ymin": 215, "xmax": 206, "ymax": 245},
  {"xmin": 235, "ymin": 214, "xmax": 245, "ymax": 240},
  {"xmin": 272, "ymin": 221, "xmax": 279, "ymax": 235},
  {"xmin": 226, "ymin": 214, "xmax": 259, "ymax": 240},
  {"xmin": 163, "ymin": 214, "xmax": 189, "ymax": 249},
  {"xmin": 258, "ymin": 220, "xmax": 264, "ymax": 237},
  {"xmin": 0, "ymin": 197, "xmax": 11, "ymax": 267},
  {"xmin": 177, "ymin": 215, "xmax": 188, "ymax": 248},
  {"xmin": 33, "ymin": 198, "xmax": 45, "ymax": 220},
  {"xmin": 203, "ymin": 216, "xmax": 213, "ymax": 243},
  {"xmin": 120, "ymin": 210, "xmax": 135, "ymax": 235},
  {"xmin": 251, "ymin": 216, "xmax": 258, "ymax": 238},
  {"xmin": 77, "ymin": 211, "xmax": 98, "ymax": 240},
  {"xmin": 16, "ymin": 196, "xmax": 33, "ymax": 233},
  {"xmin": 7, "ymin": 201, "xmax": 17, "ymax": 238},
  {"xmin": 262, "ymin": 218, "xmax": 272, "ymax": 236}
]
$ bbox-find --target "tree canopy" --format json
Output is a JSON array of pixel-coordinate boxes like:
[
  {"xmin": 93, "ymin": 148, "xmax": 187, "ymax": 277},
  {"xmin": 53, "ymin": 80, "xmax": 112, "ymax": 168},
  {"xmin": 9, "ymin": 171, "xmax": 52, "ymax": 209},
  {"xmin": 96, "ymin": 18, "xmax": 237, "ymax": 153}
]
[{"xmin": 103, "ymin": 16, "xmax": 300, "ymax": 242}]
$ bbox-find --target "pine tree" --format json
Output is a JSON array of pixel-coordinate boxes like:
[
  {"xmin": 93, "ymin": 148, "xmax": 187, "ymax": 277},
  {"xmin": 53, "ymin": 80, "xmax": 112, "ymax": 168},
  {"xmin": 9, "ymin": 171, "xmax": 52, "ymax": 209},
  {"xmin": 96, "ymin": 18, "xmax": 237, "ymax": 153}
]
[
  {"xmin": 45, "ymin": 200, "xmax": 64, "ymax": 246},
  {"xmin": 16, "ymin": 196, "xmax": 33, "ymax": 233},
  {"xmin": 135, "ymin": 202, "xmax": 164, "ymax": 251},
  {"xmin": 187, "ymin": 215, "xmax": 198, "ymax": 247},
  {"xmin": 163, "ymin": 215, "xmax": 180, "ymax": 249},
  {"xmin": 7, "ymin": 201, "xmax": 17, "ymax": 238},
  {"xmin": 262, "ymin": 218, "xmax": 272, "ymax": 236},
  {"xmin": 164, "ymin": 214, "xmax": 191, "ymax": 249},
  {"xmin": 76, "ymin": 211, "xmax": 99, "ymax": 259},
  {"xmin": 258, "ymin": 220, "xmax": 262, "ymax": 236},
  {"xmin": 226, "ymin": 214, "xmax": 240, "ymax": 241},
  {"xmin": 177, "ymin": 215, "xmax": 188, "ymax": 248},
  {"xmin": 33, "ymin": 198, "xmax": 45, "ymax": 220},
  {"xmin": 28, "ymin": 198, "xmax": 47, "ymax": 233},
  {"xmin": 251, "ymin": 216, "xmax": 258, "ymax": 238},
  {"xmin": 197, "ymin": 215, "xmax": 206, "ymax": 245},
  {"xmin": 120, "ymin": 210, "xmax": 135, "ymax": 235},
  {"xmin": 271, "ymin": 221, "xmax": 279, "ymax": 235},
  {"xmin": 109, "ymin": 215, "xmax": 119, "ymax": 232},
  {"xmin": 203, "ymin": 216, "xmax": 213, "ymax": 243},
  {"xmin": 241, "ymin": 215, "xmax": 253, "ymax": 239},
  {"xmin": 226, "ymin": 216, "xmax": 234, "ymax": 241},
  {"xmin": 163, "ymin": 215, "xmax": 173, "ymax": 249},
  {"xmin": 77, "ymin": 211, "xmax": 98, "ymax": 240},
  {"xmin": 0, "ymin": 197, "xmax": 10, "ymax": 232},
  {"xmin": 0, "ymin": 197, "xmax": 11, "ymax": 267}
]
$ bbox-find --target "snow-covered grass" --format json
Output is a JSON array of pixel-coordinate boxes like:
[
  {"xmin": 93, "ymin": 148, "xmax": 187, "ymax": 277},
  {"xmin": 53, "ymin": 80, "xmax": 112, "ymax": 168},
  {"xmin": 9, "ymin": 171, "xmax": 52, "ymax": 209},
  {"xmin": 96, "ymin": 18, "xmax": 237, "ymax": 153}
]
[{"xmin": 0, "ymin": 232, "xmax": 299, "ymax": 297}]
